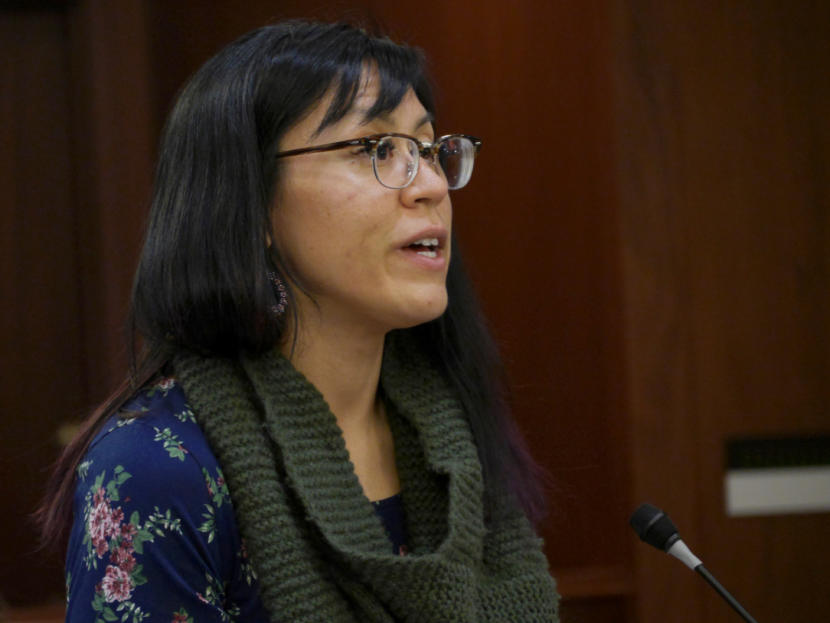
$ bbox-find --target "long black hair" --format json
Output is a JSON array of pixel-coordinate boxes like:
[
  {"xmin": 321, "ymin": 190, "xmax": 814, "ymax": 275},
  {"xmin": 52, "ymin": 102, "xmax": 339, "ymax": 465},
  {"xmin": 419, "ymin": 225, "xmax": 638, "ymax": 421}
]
[{"xmin": 39, "ymin": 20, "xmax": 546, "ymax": 551}]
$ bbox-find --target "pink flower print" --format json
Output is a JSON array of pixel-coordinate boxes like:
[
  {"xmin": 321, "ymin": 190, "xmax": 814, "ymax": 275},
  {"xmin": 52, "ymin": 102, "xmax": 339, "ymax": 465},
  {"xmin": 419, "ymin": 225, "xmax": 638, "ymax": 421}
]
[
  {"xmin": 93, "ymin": 487, "xmax": 106, "ymax": 506},
  {"xmin": 157, "ymin": 377, "xmax": 175, "ymax": 391},
  {"xmin": 216, "ymin": 476, "xmax": 225, "ymax": 488},
  {"xmin": 100, "ymin": 564, "xmax": 133, "ymax": 602},
  {"xmin": 88, "ymin": 488, "xmax": 112, "ymax": 557},
  {"xmin": 88, "ymin": 488, "xmax": 129, "ymax": 558},
  {"xmin": 107, "ymin": 507, "xmax": 124, "ymax": 536},
  {"xmin": 172, "ymin": 613, "xmax": 189, "ymax": 623},
  {"xmin": 120, "ymin": 521, "xmax": 137, "ymax": 541},
  {"xmin": 110, "ymin": 540, "xmax": 136, "ymax": 574},
  {"xmin": 91, "ymin": 528, "xmax": 109, "ymax": 557}
]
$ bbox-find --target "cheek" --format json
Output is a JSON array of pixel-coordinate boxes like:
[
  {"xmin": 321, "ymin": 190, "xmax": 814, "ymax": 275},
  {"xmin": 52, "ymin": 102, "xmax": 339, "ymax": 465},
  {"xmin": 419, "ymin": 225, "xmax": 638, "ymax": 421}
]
[{"xmin": 272, "ymin": 179, "xmax": 385, "ymax": 282}]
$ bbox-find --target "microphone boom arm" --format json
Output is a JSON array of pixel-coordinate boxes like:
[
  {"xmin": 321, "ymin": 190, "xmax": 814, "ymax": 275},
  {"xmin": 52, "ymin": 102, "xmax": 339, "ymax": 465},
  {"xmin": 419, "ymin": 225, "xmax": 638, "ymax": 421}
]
[{"xmin": 630, "ymin": 503, "xmax": 759, "ymax": 623}]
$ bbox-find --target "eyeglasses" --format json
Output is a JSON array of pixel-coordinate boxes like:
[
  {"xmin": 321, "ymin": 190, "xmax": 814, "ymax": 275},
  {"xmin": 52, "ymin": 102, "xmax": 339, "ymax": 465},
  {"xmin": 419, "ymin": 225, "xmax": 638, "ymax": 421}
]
[{"xmin": 274, "ymin": 133, "xmax": 482, "ymax": 190}]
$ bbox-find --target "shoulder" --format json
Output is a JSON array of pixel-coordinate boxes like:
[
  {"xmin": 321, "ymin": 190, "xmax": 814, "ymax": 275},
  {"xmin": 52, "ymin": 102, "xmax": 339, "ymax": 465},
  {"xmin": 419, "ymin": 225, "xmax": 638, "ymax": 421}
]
[
  {"xmin": 74, "ymin": 377, "xmax": 230, "ymax": 534},
  {"xmin": 83, "ymin": 377, "xmax": 215, "ymax": 479},
  {"xmin": 65, "ymin": 379, "xmax": 266, "ymax": 619}
]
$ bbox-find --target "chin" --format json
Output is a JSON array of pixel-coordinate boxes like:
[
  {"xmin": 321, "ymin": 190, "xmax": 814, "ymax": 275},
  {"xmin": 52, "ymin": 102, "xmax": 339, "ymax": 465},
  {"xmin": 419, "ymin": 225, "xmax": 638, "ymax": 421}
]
[
  {"xmin": 400, "ymin": 296, "xmax": 447, "ymax": 329},
  {"xmin": 388, "ymin": 290, "xmax": 449, "ymax": 330}
]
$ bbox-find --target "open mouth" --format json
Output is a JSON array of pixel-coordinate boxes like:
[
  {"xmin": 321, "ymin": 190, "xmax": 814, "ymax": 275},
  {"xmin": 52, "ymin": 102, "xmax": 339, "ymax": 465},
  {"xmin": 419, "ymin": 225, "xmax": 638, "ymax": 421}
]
[{"xmin": 406, "ymin": 237, "xmax": 440, "ymax": 258}]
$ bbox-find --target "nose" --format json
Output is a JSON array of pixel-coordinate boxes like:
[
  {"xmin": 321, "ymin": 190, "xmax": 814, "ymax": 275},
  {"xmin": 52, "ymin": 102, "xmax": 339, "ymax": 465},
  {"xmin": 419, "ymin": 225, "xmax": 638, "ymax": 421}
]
[{"xmin": 399, "ymin": 153, "xmax": 449, "ymax": 208}]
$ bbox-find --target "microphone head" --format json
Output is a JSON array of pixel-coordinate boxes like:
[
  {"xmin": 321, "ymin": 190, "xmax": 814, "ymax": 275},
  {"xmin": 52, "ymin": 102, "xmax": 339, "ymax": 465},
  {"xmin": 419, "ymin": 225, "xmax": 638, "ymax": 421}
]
[{"xmin": 630, "ymin": 503, "xmax": 680, "ymax": 551}]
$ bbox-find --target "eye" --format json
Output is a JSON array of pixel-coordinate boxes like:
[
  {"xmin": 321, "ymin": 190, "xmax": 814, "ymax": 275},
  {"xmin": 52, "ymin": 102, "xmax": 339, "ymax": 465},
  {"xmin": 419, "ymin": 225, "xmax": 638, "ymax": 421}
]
[
  {"xmin": 375, "ymin": 138, "xmax": 396, "ymax": 161},
  {"xmin": 438, "ymin": 138, "xmax": 459, "ymax": 157}
]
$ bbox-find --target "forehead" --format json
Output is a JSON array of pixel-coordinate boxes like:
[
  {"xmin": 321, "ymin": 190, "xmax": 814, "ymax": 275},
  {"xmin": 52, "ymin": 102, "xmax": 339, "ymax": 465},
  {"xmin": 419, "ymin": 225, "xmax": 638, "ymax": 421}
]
[
  {"xmin": 303, "ymin": 72, "xmax": 429, "ymax": 142},
  {"xmin": 329, "ymin": 71, "xmax": 385, "ymax": 129}
]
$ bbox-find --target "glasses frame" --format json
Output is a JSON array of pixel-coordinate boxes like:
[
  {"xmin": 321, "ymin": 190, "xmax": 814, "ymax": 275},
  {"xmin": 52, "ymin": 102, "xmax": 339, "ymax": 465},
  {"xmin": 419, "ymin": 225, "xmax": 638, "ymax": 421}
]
[{"xmin": 273, "ymin": 133, "xmax": 482, "ymax": 189}]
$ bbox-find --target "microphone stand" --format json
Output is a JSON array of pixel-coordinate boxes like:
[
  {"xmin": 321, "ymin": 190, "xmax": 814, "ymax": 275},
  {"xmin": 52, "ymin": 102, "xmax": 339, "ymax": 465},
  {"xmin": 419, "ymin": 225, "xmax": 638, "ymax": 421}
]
[
  {"xmin": 631, "ymin": 503, "xmax": 760, "ymax": 623},
  {"xmin": 695, "ymin": 565, "xmax": 758, "ymax": 623}
]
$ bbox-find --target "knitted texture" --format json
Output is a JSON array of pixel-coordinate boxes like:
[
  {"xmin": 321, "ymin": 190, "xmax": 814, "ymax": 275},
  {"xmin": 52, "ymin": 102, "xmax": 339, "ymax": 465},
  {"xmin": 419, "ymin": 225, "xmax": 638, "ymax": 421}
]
[{"xmin": 174, "ymin": 331, "xmax": 559, "ymax": 622}]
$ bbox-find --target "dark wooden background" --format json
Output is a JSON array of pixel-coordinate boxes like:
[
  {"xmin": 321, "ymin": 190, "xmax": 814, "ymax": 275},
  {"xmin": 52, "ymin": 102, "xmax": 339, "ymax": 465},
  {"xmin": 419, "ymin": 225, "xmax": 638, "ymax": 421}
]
[{"xmin": 1, "ymin": 1, "xmax": 827, "ymax": 621}]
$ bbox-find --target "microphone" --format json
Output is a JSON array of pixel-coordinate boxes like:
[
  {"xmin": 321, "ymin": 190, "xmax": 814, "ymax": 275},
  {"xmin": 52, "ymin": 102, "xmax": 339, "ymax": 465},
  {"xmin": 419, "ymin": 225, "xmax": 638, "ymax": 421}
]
[{"xmin": 629, "ymin": 503, "xmax": 758, "ymax": 623}]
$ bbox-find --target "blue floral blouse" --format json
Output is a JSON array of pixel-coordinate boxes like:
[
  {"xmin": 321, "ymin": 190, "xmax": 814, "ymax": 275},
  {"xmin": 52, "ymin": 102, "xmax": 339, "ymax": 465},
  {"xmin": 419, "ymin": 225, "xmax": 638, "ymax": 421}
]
[{"xmin": 65, "ymin": 378, "xmax": 407, "ymax": 622}]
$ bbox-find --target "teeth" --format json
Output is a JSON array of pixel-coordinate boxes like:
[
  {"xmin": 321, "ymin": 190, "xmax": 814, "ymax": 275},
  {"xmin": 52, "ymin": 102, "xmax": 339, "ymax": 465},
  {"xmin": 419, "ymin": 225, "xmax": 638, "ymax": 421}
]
[
  {"xmin": 412, "ymin": 237, "xmax": 439, "ymax": 247},
  {"xmin": 417, "ymin": 250, "xmax": 437, "ymax": 258}
]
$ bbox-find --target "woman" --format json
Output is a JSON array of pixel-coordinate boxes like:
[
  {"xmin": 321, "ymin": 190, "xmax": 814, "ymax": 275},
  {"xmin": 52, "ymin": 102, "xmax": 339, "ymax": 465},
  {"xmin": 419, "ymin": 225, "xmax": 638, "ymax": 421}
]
[{"xmin": 40, "ymin": 20, "xmax": 559, "ymax": 622}]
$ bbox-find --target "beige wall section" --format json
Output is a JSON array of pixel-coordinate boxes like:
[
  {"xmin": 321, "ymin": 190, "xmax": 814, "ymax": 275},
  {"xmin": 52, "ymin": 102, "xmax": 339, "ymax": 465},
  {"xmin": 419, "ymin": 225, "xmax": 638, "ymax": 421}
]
[{"xmin": 615, "ymin": 1, "xmax": 830, "ymax": 621}]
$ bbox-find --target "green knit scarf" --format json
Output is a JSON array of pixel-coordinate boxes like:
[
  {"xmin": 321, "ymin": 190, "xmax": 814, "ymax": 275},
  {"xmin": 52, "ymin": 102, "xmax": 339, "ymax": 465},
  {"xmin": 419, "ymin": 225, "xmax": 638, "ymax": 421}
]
[{"xmin": 174, "ymin": 332, "xmax": 559, "ymax": 622}]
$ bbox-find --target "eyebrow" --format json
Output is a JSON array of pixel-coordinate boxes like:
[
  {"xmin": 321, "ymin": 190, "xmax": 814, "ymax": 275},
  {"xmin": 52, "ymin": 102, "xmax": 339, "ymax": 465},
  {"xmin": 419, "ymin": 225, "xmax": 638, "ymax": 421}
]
[{"xmin": 358, "ymin": 110, "xmax": 435, "ymax": 132}]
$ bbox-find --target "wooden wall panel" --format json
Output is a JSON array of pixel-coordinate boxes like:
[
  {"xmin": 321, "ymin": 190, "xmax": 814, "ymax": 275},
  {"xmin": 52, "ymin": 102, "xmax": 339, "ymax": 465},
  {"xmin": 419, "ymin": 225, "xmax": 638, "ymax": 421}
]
[
  {"xmin": 615, "ymin": 1, "xmax": 830, "ymax": 621},
  {"xmin": 0, "ymin": 8, "xmax": 81, "ymax": 606},
  {"xmin": 0, "ymin": 1, "xmax": 155, "ymax": 608},
  {"xmin": 67, "ymin": 0, "xmax": 155, "ymax": 395}
]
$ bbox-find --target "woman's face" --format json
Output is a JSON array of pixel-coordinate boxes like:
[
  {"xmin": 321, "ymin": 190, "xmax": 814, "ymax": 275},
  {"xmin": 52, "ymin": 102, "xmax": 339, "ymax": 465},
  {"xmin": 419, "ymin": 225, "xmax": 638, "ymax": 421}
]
[{"xmin": 271, "ymin": 74, "xmax": 452, "ymax": 337}]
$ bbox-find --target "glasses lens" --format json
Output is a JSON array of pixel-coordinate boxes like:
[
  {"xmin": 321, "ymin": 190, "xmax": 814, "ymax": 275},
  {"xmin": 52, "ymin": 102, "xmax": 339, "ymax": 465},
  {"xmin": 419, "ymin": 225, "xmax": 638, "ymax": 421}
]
[
  {"xmin": 373, "ymin": 136, "xmax": 419, "ymax": 189},
  {"xmin": 438, "ymin": 136, "xmax": 476, "ymax": 190}
]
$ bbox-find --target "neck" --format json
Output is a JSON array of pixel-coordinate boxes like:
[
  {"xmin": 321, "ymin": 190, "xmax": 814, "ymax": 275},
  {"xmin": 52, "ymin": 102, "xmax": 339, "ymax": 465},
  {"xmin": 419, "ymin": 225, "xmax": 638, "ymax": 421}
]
[{"xmin": 280, "ymin": 311, "xmax": 386, "ymax": 430}]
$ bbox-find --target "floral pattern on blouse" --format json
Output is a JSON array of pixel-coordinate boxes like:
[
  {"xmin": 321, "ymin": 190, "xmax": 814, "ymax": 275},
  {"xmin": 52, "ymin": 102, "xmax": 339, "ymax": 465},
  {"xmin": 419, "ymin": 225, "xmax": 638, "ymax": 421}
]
[
  {"xmin": 81, "ymin": 465, "xmax": 181, "ymax": 620},
  {"xmin": 65, "ymin": 379, "xmax": 269, "ymax": 622}
]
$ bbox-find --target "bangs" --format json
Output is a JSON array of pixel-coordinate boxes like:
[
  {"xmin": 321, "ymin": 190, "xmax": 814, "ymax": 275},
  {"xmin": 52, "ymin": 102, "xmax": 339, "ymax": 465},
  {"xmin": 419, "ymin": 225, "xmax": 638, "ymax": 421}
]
[{"xmin": 315, "ymin": 35, "xmax": 431, "ymax": 133}]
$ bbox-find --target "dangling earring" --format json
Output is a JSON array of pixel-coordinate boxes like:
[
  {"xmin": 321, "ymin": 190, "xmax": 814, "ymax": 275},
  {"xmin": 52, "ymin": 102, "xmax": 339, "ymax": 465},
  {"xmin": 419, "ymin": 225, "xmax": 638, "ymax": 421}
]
[{"xmin": 268, "ymin": 271, "xmax": 288, "ymax": 316}]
